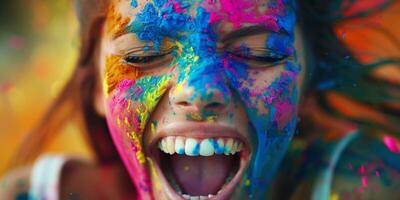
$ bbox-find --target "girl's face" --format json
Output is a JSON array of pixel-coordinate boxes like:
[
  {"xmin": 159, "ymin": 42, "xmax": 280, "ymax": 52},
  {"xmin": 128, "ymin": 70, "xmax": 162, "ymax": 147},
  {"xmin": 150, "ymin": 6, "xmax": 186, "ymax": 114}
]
[{"xmin": 99, "ymin": 0, "xmax": 304, "ymax": 199}]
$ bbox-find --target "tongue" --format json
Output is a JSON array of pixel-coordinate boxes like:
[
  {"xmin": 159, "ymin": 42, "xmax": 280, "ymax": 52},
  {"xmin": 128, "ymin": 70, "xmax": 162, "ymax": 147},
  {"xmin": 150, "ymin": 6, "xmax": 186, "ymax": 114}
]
[{"xmin": 171, "ymin": 154, "xmax": 234, "ymax": 196}]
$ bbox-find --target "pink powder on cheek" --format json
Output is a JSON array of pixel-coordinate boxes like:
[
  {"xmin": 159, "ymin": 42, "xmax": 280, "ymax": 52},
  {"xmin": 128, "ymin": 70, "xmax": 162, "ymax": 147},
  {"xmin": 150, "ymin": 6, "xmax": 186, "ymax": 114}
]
[
  {"xmin": 106, "ymin": 118, "xmax": 153, "ymax": 199},
  {"xmin": 109, "ymin": 79, "xmax": 144, "ymax": 132},
  {"xmin": 106, "ymin": 79, "xmax": 156, "ymax": 199},
  {"xmin": 105, "ymin": 75, "xmax": 171, "ymax": 199},
  {"xmin": 274, "ymin": 100, "xmax": 296, "ymax": 131},
  {"xmin": 117, "ymin": 79, "xmax": 136, "ymax": 91},
  {"xmin": 109, "ymin": 79, "xmax": 136, "ymax": 114}
]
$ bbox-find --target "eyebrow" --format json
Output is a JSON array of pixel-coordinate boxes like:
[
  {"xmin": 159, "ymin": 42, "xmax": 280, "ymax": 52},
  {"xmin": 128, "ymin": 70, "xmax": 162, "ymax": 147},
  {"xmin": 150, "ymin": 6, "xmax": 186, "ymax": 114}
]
[
  {"xmin": 112, "ymin": 28, "xmax": 130, "ymax": 40},
  {"xmin": 220, "ymin": 25, "xmax": 272, "ymax": 44},
  {"xmin": 112, "ymin": 25, "xmax": 286, "ymax": 42}
]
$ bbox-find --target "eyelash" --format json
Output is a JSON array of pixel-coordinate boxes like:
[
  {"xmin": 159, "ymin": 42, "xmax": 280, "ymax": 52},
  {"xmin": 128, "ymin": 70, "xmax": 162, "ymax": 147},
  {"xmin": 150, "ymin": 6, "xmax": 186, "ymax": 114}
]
[
  {"xmin": 226, "ymin": 49, "xmax": 288, "ymax": 67},
  {"xmin": 230, "ymin": 53, "xmax": 287, "ymax": 63},
  {"xmin": 122, "ymin": 49, "xmax": 173, "ymax": 69},
  {"xmin": 124, "ymin": 54, "xmax": 167, "ymax": 64},
  {"xmin": 122, "ymin": 48, "xmax": 287, "ymax": 69}
]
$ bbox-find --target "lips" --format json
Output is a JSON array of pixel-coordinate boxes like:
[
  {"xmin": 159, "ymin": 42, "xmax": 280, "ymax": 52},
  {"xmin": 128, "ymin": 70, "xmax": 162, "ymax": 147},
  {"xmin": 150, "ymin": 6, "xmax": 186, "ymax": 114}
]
[{"xmin": 147, "ymin": 123, "xmax": 251, "ymax": 200}]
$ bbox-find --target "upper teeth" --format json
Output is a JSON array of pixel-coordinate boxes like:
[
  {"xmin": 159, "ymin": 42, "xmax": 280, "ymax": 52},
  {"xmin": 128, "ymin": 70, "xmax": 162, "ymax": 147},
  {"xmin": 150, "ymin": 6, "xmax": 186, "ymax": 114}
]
[{"xmin": 158, "ymin": 137, "xmax": 243, "ymax": 156}]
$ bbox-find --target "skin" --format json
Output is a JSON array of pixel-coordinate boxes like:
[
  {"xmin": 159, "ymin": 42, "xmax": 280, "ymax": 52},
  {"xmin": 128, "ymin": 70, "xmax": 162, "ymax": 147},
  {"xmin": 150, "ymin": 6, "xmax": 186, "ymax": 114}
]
[
  {"xmin": 0, "ymin": 1, "xmax": 398, "ymax": 200},
  {"xmin": 98, "ymin": 0, "xmax": 306, "ymax": 199}
]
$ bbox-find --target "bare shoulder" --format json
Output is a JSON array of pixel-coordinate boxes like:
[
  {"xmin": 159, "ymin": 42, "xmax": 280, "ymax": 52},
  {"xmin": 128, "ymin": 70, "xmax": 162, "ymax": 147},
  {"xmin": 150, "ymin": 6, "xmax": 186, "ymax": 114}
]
[
  {"xmin": 0, "ymin": 166, "xmax": 32, "ymax": 199},
  {"xmin": 331, "ymin": 135, "xmax": 400, "ymax": 199}
]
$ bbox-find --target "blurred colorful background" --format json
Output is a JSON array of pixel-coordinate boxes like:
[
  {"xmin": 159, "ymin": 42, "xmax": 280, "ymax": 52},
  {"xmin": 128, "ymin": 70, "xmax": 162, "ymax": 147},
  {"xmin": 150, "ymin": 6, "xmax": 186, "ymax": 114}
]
[
  {"xmin": 0, "ymin": 0, "xmax": 92, "ymax": 175},
  {"xmin": 0, "ymin": 0, "xmax": 399, "ymax": 175}
]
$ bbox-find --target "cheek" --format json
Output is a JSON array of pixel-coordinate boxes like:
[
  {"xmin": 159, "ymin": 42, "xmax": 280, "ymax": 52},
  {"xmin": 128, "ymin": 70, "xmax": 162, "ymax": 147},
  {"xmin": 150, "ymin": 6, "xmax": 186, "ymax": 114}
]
[
  {"xmin": 106, "ymin": 79, "xmax": 146, "ymax": 163},
  {"xmin": 228, "ymin": 62, "xmax": 301, "ymax": 195},
  {"xmin": 258, "ymin": 68, "xmax": 299, "ymax": 131},
  {"xmin": 103, "ymin": 55, "xmax": 143, "ymax": 95},
  {"xmin": 103, "ymin": 75, "xmax": 171, "ymax": 196},
  {"xmin": 106, "ymin": 76, "xmax": 171, "ymax": 134},
  {"xmin": 225, "ymin": 61, "xmax": 301, "ymax": 134}
]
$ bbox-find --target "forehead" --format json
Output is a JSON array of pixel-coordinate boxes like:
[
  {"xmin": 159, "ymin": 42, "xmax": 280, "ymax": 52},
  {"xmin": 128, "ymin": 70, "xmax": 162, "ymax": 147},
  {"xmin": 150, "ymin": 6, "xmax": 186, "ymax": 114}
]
[
  {"xmin": 107, "ymin": 0, "xmax": 296, "ymax": 37},
  {"xmin": 112, "ymin": 0, "xmax": 274, "ymax": 18}
]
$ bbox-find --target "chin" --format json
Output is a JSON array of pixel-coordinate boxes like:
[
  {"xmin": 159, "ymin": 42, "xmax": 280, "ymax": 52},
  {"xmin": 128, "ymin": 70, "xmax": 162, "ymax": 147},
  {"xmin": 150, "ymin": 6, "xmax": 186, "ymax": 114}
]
[{"xmin": 146, "ymin": 122, "xmax": 252, "ymax": 200}]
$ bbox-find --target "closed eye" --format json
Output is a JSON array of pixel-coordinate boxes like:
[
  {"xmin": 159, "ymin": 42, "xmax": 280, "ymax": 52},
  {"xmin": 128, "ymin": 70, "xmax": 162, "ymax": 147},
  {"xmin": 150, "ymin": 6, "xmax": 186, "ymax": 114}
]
[
  {"xmin": 124, "ymin": 53, "xmax": 168, "ymax": 64},
  {"xmin": 231, "ymin": 53, "xmax": 287, "ymax": 63},
  {"xmin": 226, "ymin": 48, "xmax": 289, "ymax": 67},
  {"xmin": 122, "ymin": 47, "xmax": 175, "ymax": 69}
]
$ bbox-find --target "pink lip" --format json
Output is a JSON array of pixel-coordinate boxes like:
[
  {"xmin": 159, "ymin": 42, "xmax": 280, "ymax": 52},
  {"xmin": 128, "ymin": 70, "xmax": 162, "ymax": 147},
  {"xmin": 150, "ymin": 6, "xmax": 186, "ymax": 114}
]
[{"xmin": 147, "ymin": 122, "xmax": 252, "ymax": 200}]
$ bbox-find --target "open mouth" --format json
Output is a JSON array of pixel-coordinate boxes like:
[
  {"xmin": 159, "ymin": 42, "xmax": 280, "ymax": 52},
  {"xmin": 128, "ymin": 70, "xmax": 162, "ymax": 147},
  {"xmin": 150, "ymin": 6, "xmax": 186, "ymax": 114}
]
[{"xmin": 150, "ymin": 133, "xmax": 250, "ymax": 200}]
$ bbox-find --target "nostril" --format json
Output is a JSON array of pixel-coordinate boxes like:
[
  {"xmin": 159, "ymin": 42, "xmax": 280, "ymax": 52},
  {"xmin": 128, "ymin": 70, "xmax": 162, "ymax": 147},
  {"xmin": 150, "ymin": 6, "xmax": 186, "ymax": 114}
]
[
  {"xmin": 177, "ymin": 101, "xmax": 191, "ymax": 107},
  {"xmin": 205, "ymin": 102, "xmax": 225, "ymax": 110}
]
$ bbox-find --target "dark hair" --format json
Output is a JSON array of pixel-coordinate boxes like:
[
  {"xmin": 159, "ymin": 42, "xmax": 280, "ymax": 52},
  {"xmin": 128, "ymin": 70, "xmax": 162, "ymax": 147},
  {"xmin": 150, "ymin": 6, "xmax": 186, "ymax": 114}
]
[
  {"xmin": 298, "ymin": 0, "xmax": 400, "ymax": 139},
  {"xmin": 8, "ymin": 0, "xmax": 400, "ymax": 169}
]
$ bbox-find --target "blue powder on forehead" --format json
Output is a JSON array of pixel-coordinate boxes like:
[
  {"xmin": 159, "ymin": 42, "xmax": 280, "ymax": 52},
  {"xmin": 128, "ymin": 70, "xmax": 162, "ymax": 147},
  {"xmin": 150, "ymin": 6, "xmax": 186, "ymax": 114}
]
[
  {"xmin": 131, "ymin": 0, "xmax": 138, "ymax": 8},
  {"xmin": 128, "ymin": 0, "xmax": 193, "ymax": 50},
  {"xmin": 129, "ymin": 3, "xmax": 160, "ymax": 43},
  {"xmin": 265, "ymin": 0, "xmax": 296, "ymax": 56},
  {"xmin": 187, "ymin": 7, "xmax": 218, "ymax": 53},
  {"xmin": 153, "ymin": 0, "xmax": 167, "ymax": 8},
  {"xmin": 268, "ymin": 0, "xmax": 297, "ymax": 33},
  {"xmin": 160, "ymin": 5, "xmax": 192, "ymax": 36}
]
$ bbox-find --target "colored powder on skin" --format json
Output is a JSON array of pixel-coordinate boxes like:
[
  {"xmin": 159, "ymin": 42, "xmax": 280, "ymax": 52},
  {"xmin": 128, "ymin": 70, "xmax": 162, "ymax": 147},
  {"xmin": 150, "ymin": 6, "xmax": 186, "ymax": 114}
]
[
  {"xmin": 128, "ymin": 0, "xmax": 192, "ymax": 51},
  {"xmin": 131, "ymin": 0, "xmax": 138, "ymax": 8},
  {"xmin": 172, "ymin": 0, "xmax": 183, "ymax": 12},
  {"xmin": 266, "ymin": 0, "xmax": 296, "ymax": 56},
  {"xmin": 106, "ymin": 118, "xmax": 152, "ymax": 198},
  {"xmin": 129, "ymin": 3, "xmax": 164, "ymax": 49},
  {"xmin": 223, "ymin": 56, "xmax": 300, "ymax": 197},
  {"xmin": 106, "ymin": 5, "xmax": 131, "ymax": 40},
  {"xmin": 274, "ymin": 100, "xmax": 296, "ymax": 130},
  {"xmin": 221, "ymin": 1, "xmax": 299, "ymax": 196},
  {"xmin": 153, "ymin": 0, "xmax": 167, "ymax": 8},
  {"xmin": 124, "ymin": 75, "xmax": 171, "ymax": 133},
  {"xmin": 108, "ymin": 75, "xmax": 171, "ymax": 199},
  {"xmin": 107, "ymin": 0, "xmax": 301, "ymax": 199},
  {"xmin": 130, "ymin": 132, "xmax": 146, "ymax": 164},
  {"xmin": 202, "ymin": 0, "xmax": 280, "ymax": 31},
  {"xmin": 266, "ymin": 33, "xmax": 294, "ymax": 56},
  {"xmin": 104, "ymin": 55, "xmax": 142, "ymax": 96}
]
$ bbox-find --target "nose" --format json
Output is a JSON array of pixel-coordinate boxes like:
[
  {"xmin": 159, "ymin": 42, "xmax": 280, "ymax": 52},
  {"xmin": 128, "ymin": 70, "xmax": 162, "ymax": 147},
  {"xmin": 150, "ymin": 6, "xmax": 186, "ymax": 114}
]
[{"xmin": 170, "ymin": 74, "xmax": 232, "ymax": 118}]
